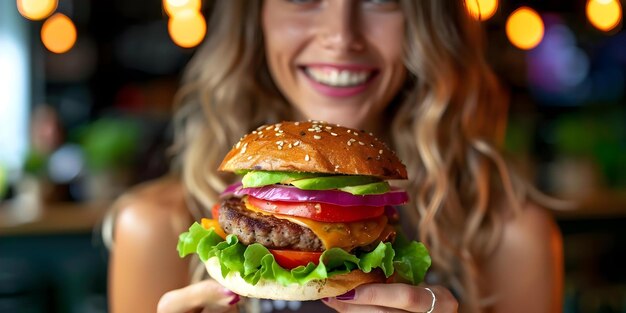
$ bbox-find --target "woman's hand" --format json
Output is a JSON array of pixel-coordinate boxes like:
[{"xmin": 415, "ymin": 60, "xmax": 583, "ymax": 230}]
[
  {"xmin": 322, "ymin": 284, "xmax": 458, "ymax": 313},
  {"xmin": 157, "ymin": 279, "xmax": 240, "ymax": 313}
]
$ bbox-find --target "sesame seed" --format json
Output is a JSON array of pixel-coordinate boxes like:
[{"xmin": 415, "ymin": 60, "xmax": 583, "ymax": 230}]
[
  {"xmin": 247, "ymin": 156, "xmax": 252, "ymax": 160},
  {"xmin": 347, "ymin": 129, "xmax": 352, "ymax": 133},
  {"xmin": 325, "ymin": 126, "xmax": 332, "ymax": 130},
  {"xmin": 276, "ymin": 140, "xmax": 284, "ymax": 145},
  {"xmin": 353, "ymin": 132, "xmax": 359, "ymax": 136},
  {"xmin": 252, "ymin": 130, "xmax": 257, "ymax": 134},
  {"xmin": 329, "ymin": 132, "xmax": 337, "ymax": 136},
  {"xmin": 236, "ymin": 141, "xmax": 241, "ymax": 149},
  {"xmin": 294, "ymin": 140, "xmax": 301, "ymax": 146},
  {"xmin": 288, "ymin": 143, "xmax": 293, "ymax": 148},
  {"xmin": 305, "ymin": 154, "xmax": 310, "ymax": 161},
  {"xmin": 275, "ymin": 132, "xmax": 282, "ymax": 136},
  {"xmin": 313, "ymin": 135, "xmax": 321, "ymax": 140},
  {"xmin": 379, "ymin": 149, "xmax": 383, "ymax": 154},
  {"xmin": 240, "ymin": 143, "xmax": 248, "ymax": 154},
  {"xmin": 294, "ymin": 122, "xmax": 300, "ymax": 126},
  {"xmin": 335, "ymin": 165, "xmax": 340, "ymax": 169},
  {"xmin": 369, "ymin": 132, "xmax": 374, "ymax": 136},
  {"xmin": 358, "ymin": 141, "xmax": 365, "ymax": 145},
  {"xmin": 349, "ymin": 138, "xmax": 356, "ymax": 142},
  {"xmin": 266, "ymin": 126, "xmax": 273, "ymax": 130},
  {"xmin": 308, "ymin": 128, "xmax": 315, "ymax": 132},
  {"xmin": 278, "ymin": 146, "xmax": 282, "ymax": 150},
  {"xmin": 347, "ymin": 141, "xmax": 352, "ymax": 146}
]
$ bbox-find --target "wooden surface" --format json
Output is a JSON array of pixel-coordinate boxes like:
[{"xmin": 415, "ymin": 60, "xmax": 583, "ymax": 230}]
[{"xmin": 0, "ymin": 201, "xmax": 110, "ymax": 236}]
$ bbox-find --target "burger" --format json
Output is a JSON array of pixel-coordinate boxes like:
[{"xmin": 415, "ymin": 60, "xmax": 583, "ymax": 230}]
[{"xmin": 177, "ymin": 121, "xmax": 431, "ymax": 301}]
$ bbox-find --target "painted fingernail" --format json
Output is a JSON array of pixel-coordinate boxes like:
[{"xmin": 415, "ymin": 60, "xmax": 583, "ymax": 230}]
[
  {"xmin": 336, "ymin": 289, "xmax": 355, "ymax": 301},
  {"xmin": 321, "ymin": 297, "xmax": 329, "ymax": 302},
  {"xmin": 222, "ymin": 288, "xmax": 235, "ymax": 296},
  {"xmin": 228, "ymin": 294, "xmax": 240, "ymax": 305}
]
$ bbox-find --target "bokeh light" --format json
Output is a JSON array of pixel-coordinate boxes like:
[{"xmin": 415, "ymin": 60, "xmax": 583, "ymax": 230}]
[
  {"xmin": 465, "ymin": 0, "xmax": 498, "ymax": 21},
  {"xmin": 586, "ymin": 0, "xmax": 622, "ymax": 32},
  {"xmin": 163, "ymin": 0, "xmax": 201, "ymax": 17},
  {"xmin": 506, "ymin": 7, "xmax": 545, "ymax": 50},
  {"xmin": 41, "ymin": 13, "xmax": 77, "ymax": 54},
  {"xmin": 16, "ymin": 0, "xmax": 58, "ymax": 21},
  {"xmin": 168, "ymin": 10, "xmax": 206, "ymax": 48}
]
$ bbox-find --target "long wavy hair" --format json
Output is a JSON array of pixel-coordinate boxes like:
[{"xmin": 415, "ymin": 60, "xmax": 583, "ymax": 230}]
[{"xmin": 173, "ymin": 1, "xmax": 533, "ymax": 312}]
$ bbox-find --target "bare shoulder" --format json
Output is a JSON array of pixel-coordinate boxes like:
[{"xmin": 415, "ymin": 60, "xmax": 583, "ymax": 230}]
[
  {"xmin": 113, "ymin": 175, "xmax": 191, "ymax": 238},
  {"xmin": 109, "ymin": 175, "xmax": 194, "ymax": 313},
  {"xmin": 500, "ymin": 202, "xmax": 561, "ymax": 248},
  {"xmin": 485, "ymin": 202, "xmax": 564, "ymax": 313}
]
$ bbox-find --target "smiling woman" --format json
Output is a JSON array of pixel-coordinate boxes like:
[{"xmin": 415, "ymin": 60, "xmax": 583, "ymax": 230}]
[
  {"xmin": 262, "ymin": 0, "xmax": 406, "ymax": 133},
  {"xmin": 108, "ymin": 1, "xmax": 564, "ymax": 313}
]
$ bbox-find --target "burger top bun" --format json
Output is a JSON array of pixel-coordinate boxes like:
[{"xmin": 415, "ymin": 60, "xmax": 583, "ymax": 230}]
[
  {"xmin": 205, "ymin": 257, "xmax": 386, "ymax": 301},
  {"xmin": 219, "ymin": 121, "xmax": 407, "ymax": 180}
]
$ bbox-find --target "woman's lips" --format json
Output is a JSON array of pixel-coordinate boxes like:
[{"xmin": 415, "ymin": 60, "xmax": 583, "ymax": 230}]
[{"xmin": 300, "ymin": 64, "xmax": 379, "ymax": 98}]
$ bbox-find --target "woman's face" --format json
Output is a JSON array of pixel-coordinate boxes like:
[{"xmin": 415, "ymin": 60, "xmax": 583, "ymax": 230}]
[{"xmin": 262, "ymin": 0, "xmax": 406, "ymax": 132}]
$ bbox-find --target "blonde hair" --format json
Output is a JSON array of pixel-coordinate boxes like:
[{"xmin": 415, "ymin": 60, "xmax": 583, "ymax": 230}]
[{"xmin": 174, "ymin": 1, "xmax": 532, "ymax": 312}]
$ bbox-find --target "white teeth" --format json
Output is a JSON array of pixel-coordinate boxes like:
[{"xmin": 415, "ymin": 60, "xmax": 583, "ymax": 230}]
[{"xmin": 305, "ymin": 67, "xmax": 371, "ymax": 87}]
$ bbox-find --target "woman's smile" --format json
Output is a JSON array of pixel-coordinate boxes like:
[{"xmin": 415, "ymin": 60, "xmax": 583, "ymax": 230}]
[{"xmin": 299, "ymin": 64, "xmax": 379, "ymax": 97}]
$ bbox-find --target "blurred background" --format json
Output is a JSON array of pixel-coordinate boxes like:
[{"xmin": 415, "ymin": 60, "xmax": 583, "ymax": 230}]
[{"xmin": 0, "ymin": 0, "xmax": 624, "ymax": 312}]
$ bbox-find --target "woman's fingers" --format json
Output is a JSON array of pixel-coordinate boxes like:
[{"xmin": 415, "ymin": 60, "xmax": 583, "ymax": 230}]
[
  {"xmin": 157, "ymin": 279, "xmax": 239, "ymax": 313},
  {"xmin": 327, "ymin": 284, "xmax": 458, "ymax": 313},
  {"xmin": 322, "ymin": 298, "xmax": 407, "ymax": 313}
]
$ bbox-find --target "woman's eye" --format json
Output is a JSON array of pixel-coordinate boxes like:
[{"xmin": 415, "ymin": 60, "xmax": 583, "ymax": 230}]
[
  {"xmin": 285, "ymin": 0, "xmax": 319, "ymax": 4},
  {"xmin": 363, "ymin": 0, "xmax": 400, "ymax": 9},
  {"xmin": 364, "ymin": 0, "xmax": 399, "ymax": 4}
]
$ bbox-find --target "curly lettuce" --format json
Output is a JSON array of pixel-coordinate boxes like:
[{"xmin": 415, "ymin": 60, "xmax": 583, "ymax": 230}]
[{"xmin": 177, "ymin": 222, "xmax": 431, "ymax": 286}]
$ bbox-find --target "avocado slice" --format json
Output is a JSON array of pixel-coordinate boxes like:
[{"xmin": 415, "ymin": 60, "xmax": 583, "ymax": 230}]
[
  {"xmin": 242, "ymin": 171, "xmax": 318, "ymax": 188},
  {"xmin": 339, "ymin": 181, "xmax": 390, "ymax": 195},
  {"xmin": 290, "ymin": 175, "xmax": 380, "ymax": 190}
]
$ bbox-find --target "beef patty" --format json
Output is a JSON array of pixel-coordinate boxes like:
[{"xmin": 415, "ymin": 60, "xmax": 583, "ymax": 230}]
[{"xmin": 218, "ymin": 197, "xmax": 324, "ymax": 252}]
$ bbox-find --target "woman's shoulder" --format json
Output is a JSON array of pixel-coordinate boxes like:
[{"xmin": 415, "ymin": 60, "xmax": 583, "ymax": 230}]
[
  {"xmin": 499, "ymin": 202, "xmax": 561, "ymax": 248},
  {"xmin": 112, "ymin": 175, "xmax": 193, "ymax": 240}
]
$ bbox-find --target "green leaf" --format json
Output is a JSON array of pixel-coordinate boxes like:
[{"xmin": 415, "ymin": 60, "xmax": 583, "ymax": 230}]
[
  {"xmin": 177, "ymin": 222, "xmax": 431, "ymax": 286},
  {"xmin": 392, "ymin": 233, "xmax": 431, "ymax": 285}
]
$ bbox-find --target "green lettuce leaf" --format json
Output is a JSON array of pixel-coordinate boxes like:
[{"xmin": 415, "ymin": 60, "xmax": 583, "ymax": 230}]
[
  {"xmin": 177, "ymin": 222, "xmax": 431, "ymax": 286},
  {"xmin": 392, "ymin": 232, "xmax": 431, "ymax": 284}
]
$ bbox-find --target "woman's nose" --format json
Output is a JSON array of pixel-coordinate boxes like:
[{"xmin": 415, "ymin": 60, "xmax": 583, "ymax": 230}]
[{"xmin": 317, "ymin": 1, "xmax": 365, "ymax": 53}]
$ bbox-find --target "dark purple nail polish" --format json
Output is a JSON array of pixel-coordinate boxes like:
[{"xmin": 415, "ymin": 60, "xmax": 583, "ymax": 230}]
[
  {"xmin": 336, "ymin": 289, "xmax": 355, "ymax": 301},
  {"xmin": 228, "ymin": 294, "xmax": 240, "ymax": 305},
  {"xmin": 321, "ymin": 297, "xmax": 329, "ymax": 302}
]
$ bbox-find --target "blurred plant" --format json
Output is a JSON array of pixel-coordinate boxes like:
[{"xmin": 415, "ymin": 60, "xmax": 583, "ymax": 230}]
[
  {"xmin": 78, "ymin": 118, "xmax": 141, "ymax": 172},
  {"xmin": 0, "ymin": 163, "xmax": 7, "ymax": 199},
  {"xmin": 552, "ymin": 108, "xmax": 626, "ymax": 187}
]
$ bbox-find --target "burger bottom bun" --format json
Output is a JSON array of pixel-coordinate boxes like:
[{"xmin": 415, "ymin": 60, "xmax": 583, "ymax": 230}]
[{"xmin": 205, "ymin": 257, "xmax": 386, "ymax": 301}]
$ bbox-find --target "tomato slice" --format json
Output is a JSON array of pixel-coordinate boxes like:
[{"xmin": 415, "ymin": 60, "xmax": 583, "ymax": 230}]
[
  {"xmin": 270, "ymin": 249, "xmax": 322, "ymax": 269},
  {"xmin": 246, "ymin": 196, "xmax": 384, "ymax": 222},
  {"xmin": 211, "ymin": 203, "xmax": 220, "ymax": 219}
]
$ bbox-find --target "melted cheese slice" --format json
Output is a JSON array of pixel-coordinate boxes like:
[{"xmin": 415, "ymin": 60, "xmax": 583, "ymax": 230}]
[{"xmin": 244, "ymin": 199, "xmax": 387, "ymax": 251}]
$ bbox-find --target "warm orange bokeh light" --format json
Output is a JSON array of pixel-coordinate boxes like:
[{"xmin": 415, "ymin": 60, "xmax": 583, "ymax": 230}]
[
  {"xmin": 168, "ymin": 10, "xmax": 206, "ymax": 48},
  {"xmin": 465, "ymin": 0, "xmax": 499, "ymax": 21},
  {"xmin": 17, "ymin": 0, "xmax": 58, "ymax": 20},
  {"xmin": 41, "ymin": 13, "xmax": 77, "ymax": 54},
  {"xmin": 163, "ymin": 0, "xmax": 201, "ymax": 17},
  {"xmin": 586, "ymin": 0, "xmax": 622, "ymax": 32},
  {"xmin": 506, "ymin": 7, "xmax": 544, "ymax": 50}
]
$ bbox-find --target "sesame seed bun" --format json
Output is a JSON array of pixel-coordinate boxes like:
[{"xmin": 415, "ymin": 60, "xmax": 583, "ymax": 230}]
[
  {"xmin": 218, "ymin": 121, "xmax": 407, "ymax": 180},
  {"xmin": 205, "ymin": 257, "xmax": 386, "ymax": 301}
]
